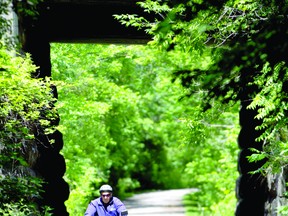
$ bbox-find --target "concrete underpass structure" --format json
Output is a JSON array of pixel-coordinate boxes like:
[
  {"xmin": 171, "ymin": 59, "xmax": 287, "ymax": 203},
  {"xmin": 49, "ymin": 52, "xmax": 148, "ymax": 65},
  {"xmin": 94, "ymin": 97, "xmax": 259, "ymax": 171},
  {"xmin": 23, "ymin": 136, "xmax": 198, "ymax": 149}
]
[{"xmin": 12, "ymin": 1, "xmax": 287, "ymax": 215}]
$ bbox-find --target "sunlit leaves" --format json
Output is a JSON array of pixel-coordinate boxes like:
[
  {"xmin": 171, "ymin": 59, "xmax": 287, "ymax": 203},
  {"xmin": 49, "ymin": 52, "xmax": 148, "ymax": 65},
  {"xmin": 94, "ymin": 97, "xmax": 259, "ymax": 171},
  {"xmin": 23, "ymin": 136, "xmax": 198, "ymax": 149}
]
[
  {"xmin": 50, "ymin": 43, "xmax": 219, "ymax": 214},
  {"xmin": 184, "ymin": 105, "xmax": 239, "ymax": 214},
  {"xmin": 0, "ymin": 47, "xmax": 57, "ymax": 213}
]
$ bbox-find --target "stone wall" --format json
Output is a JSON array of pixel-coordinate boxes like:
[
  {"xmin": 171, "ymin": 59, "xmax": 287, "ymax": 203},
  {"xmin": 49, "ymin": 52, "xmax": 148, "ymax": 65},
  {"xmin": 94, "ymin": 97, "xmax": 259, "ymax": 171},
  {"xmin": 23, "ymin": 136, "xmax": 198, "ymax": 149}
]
[
  {"xmin": 236, "ymin": 100, "xmax": 288, "ymax": 216},
  {"xmin": 16, "ymin": 8, "xmax": 70, "ymax": 215},
  {"xmin": 265, "ymin": 168, "xmax": 288, "ymax": 215}
]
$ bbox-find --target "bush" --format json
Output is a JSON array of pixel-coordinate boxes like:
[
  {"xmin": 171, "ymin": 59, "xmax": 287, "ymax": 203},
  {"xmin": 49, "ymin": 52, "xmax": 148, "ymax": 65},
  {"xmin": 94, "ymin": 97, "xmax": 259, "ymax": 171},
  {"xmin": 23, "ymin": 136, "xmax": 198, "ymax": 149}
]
[{"xmin": 0, "ymin": 47, "xmax": 57, "ymax": 214}]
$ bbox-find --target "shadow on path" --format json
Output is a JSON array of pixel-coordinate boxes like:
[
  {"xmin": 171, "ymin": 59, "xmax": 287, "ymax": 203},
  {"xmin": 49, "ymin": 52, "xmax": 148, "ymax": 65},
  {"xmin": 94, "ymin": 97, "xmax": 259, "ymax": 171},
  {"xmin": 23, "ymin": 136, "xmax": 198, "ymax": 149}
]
[{"xmin": 123, "ymin": 188, "xmax": 197, "ymax": 216}]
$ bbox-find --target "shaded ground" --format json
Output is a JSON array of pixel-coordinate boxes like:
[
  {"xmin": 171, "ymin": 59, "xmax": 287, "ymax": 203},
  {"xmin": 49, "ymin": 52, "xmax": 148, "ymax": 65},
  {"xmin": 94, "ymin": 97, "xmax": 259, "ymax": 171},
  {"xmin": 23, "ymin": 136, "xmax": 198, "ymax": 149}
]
[{"xmin": 123, "ymin": 188, "xmax": 197, "ymax": 216}]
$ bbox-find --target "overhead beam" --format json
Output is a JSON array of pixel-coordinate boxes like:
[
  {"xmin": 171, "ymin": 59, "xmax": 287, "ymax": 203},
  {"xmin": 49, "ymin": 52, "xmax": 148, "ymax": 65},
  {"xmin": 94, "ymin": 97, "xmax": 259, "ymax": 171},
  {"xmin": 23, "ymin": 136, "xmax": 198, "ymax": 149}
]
[{"xmin": 37, "ymin": 0, "xmax": 152, "ymax": 44}]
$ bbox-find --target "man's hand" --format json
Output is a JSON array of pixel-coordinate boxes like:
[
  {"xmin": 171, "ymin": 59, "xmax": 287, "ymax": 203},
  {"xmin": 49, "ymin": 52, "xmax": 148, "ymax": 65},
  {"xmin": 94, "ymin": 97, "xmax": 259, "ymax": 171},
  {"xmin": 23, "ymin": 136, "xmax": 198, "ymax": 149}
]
[{"xmin": 120, "ymin": 210, "xmax": 128, "ymax": 216}]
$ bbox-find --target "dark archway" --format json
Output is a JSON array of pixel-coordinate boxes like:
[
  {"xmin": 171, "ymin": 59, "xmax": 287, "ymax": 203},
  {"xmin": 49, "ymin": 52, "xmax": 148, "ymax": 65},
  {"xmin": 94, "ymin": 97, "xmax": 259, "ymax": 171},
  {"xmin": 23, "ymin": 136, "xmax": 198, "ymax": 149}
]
[{"xmin": 14, "ymin": 1, "xmax": 282, "ymax": 215}]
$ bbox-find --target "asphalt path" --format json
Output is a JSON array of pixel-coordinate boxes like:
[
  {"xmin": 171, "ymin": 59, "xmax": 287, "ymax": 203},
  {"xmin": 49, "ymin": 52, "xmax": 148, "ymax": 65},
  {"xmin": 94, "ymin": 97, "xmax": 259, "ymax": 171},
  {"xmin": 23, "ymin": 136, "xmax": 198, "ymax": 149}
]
[{"xmin": 123, "ymin": 188, "xmax": 197, "ymax": 216}]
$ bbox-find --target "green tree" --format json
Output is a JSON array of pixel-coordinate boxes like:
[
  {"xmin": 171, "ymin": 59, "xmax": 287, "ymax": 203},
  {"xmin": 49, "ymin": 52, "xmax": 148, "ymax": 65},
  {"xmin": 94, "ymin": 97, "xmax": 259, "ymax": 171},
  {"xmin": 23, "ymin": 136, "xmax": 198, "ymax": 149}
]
[
  {"xmin": 118, "ymin": 0, "xmax": 288, "ymax": 166},
  {"xmin": 1, "ymin": 1, "xmax": 55, "ymax": 215},
  {"xmin": 0, "ymin": 48, "xmax": 56, "ymax": 215},
  {"xmin": 51, "ymin": 43, "xmax": 215, "ymax": 214},
  {"xmin": 115, "ymin": 0, "xmax": 288, "ymax": 214},
  {"xmin": 50, "ymin": 41, "xmax": 240, "ymax": 215}
]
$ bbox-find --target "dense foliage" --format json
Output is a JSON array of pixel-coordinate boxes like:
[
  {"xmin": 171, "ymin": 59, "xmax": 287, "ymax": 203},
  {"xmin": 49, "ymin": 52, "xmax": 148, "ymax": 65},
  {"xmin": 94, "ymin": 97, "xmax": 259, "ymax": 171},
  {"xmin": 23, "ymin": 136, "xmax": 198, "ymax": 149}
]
[
  {"xmin": 0, "ymin": 1, "xmax": 240, "ymax": 215},
  {"xmin": 1, "ymin": 1, "xmax": 54, "ymax": 215},
  {"xmin": 114, "ymin": 0, "xmax": 288, "ymax": 214},
  {"xmin": 115, "ymin": 0, "xmax": 288, "ymax": 175},
  {"xmin": 51, "ymin": 43, "xmax": 239, "ymax": 215},
  {"xmin": 5, "ymin": 0, "xmax": 288, "ymax": 215},
  {"xmin": 0, "ymin": 48, "xmax": 56, "ymax": 215}
]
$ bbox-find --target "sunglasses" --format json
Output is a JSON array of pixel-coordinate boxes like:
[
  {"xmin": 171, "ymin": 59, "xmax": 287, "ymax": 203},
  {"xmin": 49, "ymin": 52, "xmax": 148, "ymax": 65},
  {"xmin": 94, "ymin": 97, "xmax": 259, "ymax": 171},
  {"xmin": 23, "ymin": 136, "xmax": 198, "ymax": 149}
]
[{"xmin": 101, "ymin": 194, "xmax": 111, "ymax": 198}]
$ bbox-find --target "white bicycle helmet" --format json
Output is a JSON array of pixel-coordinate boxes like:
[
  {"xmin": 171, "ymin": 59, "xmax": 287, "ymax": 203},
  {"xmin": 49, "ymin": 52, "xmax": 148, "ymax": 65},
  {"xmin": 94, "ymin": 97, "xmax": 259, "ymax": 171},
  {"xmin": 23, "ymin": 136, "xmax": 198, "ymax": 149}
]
[{"xmin": 99, "ymin": 184, "xmax": 113, "ymax": 193}]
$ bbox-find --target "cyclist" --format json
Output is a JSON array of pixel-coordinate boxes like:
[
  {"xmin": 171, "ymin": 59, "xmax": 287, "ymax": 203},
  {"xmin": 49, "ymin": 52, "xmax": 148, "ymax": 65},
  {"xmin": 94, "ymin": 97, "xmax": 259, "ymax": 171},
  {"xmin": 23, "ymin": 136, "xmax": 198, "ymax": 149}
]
[{"xmin": 84, "ymin": 184, "xmax": 128, "ymax": 216}]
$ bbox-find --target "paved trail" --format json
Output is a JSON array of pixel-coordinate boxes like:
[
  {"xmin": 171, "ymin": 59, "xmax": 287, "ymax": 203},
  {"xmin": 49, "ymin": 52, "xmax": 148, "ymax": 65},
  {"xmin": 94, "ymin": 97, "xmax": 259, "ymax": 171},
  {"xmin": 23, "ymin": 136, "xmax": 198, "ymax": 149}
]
[{"xmin": 123, "ymin": 188, "xmax": 197, "ymax": 216}]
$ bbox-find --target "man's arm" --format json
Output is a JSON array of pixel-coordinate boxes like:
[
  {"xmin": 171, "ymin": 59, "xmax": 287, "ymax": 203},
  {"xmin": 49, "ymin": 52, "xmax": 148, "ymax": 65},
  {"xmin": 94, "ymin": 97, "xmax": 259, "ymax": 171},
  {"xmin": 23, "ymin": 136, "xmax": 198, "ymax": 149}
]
[
  {"xmin": 84, "ymin": 202, "xmax": 97, "ymax": 216},
  {"xmin": 113, "ymin": 197, "xmax": 128, "ymax": 215}
]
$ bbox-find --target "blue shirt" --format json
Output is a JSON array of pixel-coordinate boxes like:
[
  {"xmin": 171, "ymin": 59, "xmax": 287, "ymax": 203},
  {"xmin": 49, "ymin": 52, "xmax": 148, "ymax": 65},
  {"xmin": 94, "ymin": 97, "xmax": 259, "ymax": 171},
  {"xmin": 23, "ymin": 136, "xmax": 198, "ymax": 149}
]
[{"xmin": 84, "ymin": 196, "xmax": 128, "ymax": 216}]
